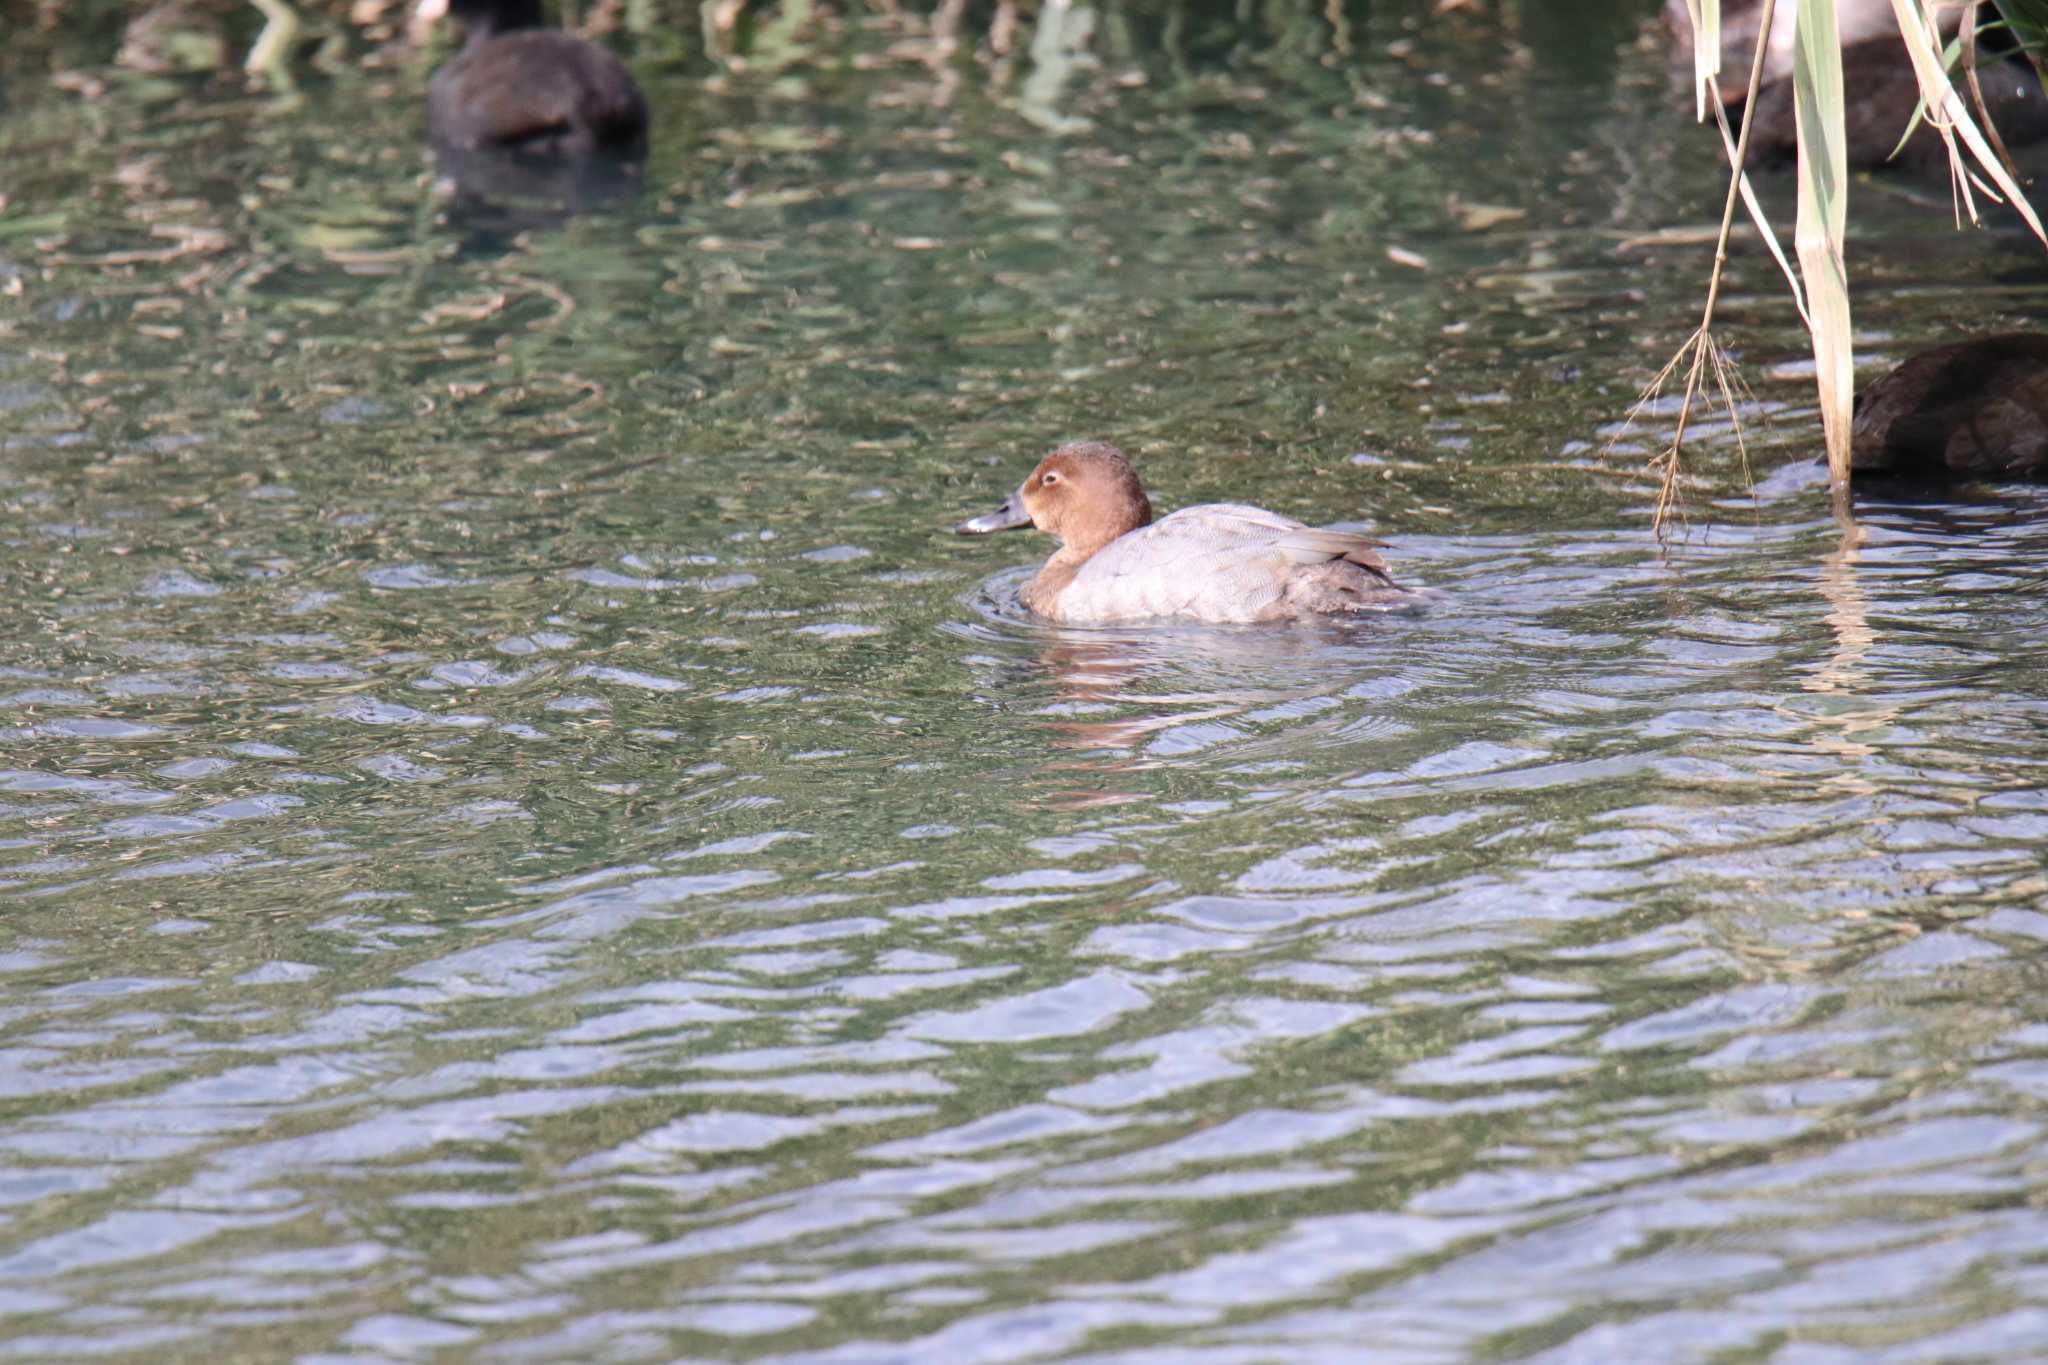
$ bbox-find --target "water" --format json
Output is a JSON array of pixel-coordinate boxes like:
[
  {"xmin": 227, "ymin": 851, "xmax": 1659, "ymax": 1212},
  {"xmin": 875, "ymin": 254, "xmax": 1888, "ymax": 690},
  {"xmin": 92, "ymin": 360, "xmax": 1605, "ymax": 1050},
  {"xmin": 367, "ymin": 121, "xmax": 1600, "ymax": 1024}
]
[{"xmin": 6, "ymin": 2, "xmax": 2048, "ymax": 1360}]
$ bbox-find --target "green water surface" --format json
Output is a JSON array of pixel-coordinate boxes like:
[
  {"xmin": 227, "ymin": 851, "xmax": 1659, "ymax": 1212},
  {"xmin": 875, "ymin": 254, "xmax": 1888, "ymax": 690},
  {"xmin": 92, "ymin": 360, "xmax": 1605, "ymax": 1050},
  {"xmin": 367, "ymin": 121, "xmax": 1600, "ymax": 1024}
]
[{"xmin": 5, "ymin": 2, "xmax": 2048, "ymax": 1360}]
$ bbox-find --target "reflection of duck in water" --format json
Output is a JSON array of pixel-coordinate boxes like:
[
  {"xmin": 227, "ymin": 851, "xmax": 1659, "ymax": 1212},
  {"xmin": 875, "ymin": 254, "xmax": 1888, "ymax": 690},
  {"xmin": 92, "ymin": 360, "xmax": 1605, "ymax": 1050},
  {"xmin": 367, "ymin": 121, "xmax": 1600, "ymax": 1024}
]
[
  {"xmin": 956, "ymin": 441, "xmax": 1418, "ymax": 624},
  {"xmin": 1663, "ymin": 0, "xmax": 2048, "ymax": 171},
  {"xmin": 415, "ymin": 0, "xmax": 648, "ymax": 213},
  {"xmin": 960, "ymin": 597, "xmax": 1400, "ymax": 770},
  {"xmin": 1853, "ymin": 334, "xmax": 2048, "ymax": 481}
]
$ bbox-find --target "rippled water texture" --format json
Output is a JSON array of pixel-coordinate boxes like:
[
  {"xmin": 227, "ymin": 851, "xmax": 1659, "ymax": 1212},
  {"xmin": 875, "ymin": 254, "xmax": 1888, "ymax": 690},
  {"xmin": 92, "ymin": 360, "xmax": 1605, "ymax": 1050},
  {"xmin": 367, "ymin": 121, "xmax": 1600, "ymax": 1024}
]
[{"xmin": 6, "ymin": 2, "xmax": 2048, "ymax": 1360}]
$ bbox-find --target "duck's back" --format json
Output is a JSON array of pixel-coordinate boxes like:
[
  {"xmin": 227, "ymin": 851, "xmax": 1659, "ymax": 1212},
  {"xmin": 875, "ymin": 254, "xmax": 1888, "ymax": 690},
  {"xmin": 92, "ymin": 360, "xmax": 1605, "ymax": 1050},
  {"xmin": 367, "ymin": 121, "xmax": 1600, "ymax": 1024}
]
[
  {"xmin": 1851, "ymin": 335, "xmax": 2048, "ymax": 480},
  {"xmin": 1057, "ymin": 504, "xmax": 1400, "ymax": 624},
  {"xmin": 429, "ymin": 32, "xmax": 648, "ymax": 156}
]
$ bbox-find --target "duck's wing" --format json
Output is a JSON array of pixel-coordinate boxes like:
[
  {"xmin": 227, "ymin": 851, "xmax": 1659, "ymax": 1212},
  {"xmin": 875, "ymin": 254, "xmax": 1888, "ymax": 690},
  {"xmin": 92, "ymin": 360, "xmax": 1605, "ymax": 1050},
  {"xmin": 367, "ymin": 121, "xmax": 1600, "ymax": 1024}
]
[
  {"xmin": 1136, "ymin": 507, "xmax": 1393, "ymax": 577},
  {"xmin": 1271, "ymin": 526, "xmax": 1395, "ymax": 583},
  {"xmin": 1054, "ymin": 505, "xmax": 1397, "ymax": 624},
  {"xmin": 1156, "ymin": 506, "xmax": 1393, "ymax": 579}
]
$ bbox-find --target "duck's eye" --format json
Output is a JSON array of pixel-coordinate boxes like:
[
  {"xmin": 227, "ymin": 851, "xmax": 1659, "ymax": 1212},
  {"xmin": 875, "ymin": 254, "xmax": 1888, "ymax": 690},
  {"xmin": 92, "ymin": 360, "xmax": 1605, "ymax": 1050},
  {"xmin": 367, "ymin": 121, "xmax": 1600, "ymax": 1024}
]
[{"xmin": 1041, "ymin": 471, "xmax": 1060, "ymax": 486}]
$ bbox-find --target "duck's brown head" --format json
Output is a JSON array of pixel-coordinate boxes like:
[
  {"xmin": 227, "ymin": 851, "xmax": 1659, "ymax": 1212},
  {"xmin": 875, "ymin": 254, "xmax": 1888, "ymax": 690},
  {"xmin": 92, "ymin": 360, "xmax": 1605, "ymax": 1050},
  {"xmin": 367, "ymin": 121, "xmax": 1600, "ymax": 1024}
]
[{"xmin": 955, "ymin": 441, "xmax": 1154, "ymax": 555}]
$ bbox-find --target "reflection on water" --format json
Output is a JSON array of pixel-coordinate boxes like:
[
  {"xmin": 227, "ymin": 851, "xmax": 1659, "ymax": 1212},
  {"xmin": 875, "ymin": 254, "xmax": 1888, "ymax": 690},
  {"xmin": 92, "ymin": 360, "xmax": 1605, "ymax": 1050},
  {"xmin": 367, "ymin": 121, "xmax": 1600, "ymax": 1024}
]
[
  {"xmin": 433, "ymin": 143, "xmax": 649, "ymax": 239},
  {"xmin": 7, "ymin": 2, "xmax": 2048, "ymax": 1360}
]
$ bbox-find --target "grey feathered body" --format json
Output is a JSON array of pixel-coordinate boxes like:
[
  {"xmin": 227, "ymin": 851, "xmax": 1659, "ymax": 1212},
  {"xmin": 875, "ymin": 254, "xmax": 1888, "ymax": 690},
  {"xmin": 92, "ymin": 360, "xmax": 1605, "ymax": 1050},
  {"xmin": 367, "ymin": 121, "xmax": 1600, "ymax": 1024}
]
[{"xmin": 1030, "ymin": 503, "xmax": 1406, "ymax": 624}]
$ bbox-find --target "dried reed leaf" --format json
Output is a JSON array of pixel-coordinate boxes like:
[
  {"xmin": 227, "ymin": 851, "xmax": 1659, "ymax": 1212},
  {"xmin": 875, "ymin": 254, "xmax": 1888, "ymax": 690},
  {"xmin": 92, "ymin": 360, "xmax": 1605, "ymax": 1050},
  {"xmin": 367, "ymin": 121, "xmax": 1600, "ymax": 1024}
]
[{"xmin": 1886, "ymin": 0, "xmax": 2048, "ymax": 241}]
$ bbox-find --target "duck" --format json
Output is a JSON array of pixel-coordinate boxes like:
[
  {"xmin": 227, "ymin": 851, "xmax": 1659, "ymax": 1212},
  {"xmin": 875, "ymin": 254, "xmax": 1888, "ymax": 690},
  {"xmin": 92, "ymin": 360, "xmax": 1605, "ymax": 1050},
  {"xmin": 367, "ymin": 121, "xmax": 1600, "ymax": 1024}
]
[
  {"xmin": 1852, "ymin": 333, "xmax": 2048, "ymax": 480},
  {"xmin": 1662, "ymin": 0, "xmax": 2048, "ymax": 171},
  {"xmin": 955, "ymin": 441, "xmax": 1413, "ymax": 624},
  {"xmin": 415, "ymin": 0, "xmax": 648, "ymax": 161}
]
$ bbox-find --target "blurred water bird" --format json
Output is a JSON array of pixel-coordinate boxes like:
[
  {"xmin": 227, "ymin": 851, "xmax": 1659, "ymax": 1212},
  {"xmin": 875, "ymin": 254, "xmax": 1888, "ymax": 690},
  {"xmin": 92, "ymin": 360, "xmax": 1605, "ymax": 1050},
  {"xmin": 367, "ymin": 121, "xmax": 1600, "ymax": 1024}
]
[
  {"xmin": 1661, "ymin": 0, "xmax": 2048, "ymax": 172},
  {"xmin": 956, "ymin": 441, "xmax": 1417, "ymax": 624},
  {"xmin": 1852, "ymin": 334, "xmax": 2048, "ymax": 481},
  {"xmin": 416, "ymin": 0, "xmax": 647, "ymax": 160}
]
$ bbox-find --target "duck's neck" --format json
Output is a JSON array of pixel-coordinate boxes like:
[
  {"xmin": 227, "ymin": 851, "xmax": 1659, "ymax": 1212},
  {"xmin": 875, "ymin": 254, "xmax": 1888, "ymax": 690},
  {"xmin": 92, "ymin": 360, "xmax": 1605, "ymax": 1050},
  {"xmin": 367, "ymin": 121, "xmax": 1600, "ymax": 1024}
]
[
  {"xmin": 1021, "ymin": 558, "xmax": 1081, "ymax": 616},
  {"xmin": 1060, "ymin": 501, "xmax": 1151, "ymax": 563},
  {"xmin": 1022, "ymin": 520, "xmax": 1138, "ymax": 614}
]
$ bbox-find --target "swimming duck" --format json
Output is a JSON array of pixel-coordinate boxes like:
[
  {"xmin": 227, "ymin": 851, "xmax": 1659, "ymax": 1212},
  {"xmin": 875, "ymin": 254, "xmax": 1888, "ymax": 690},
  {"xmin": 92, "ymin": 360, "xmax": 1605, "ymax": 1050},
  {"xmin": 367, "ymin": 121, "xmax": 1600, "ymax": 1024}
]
[
  {"xmin": 955, "ymin": 441, "xmax": 1412, "ymax": 624},
  {"xmin": 417, "ymin": 0, "xmax": 648, "ymax": 160},
  {"xmin": 1852, "ymin": 333, "xmax": 2048, "ymax": 480}
]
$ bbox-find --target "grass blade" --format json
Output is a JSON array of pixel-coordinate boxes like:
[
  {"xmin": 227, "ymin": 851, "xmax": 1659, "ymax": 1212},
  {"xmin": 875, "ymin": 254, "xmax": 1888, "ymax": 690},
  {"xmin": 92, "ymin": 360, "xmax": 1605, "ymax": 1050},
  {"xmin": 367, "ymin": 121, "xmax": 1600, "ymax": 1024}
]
[
  {"xmin": 1684, "ymin": 0, "xmax": 1725, "ymax": 118},
  {"xmin": 1794, "ymin": 0, "xmax": 1854, "ymax": 493}
]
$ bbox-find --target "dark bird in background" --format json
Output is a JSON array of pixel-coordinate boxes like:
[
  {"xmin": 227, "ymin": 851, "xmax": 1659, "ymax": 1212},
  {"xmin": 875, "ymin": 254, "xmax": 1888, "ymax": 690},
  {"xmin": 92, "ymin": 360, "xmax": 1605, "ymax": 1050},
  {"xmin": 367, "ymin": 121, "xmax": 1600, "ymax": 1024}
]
[
  {"xmin": 414, "ymin": 0, "xmax": 649, "ymax": 220},
  {"xmin": 418, "ymin": 0, "xmax": 647, "ymax": 160},
  {"xmin": 1663, "ymin": 0, "xmax": 2048, "ymax": 172},
  {"xmin": 1853, "ymin": 335, "xmax": 2048, "ymax": 482}
]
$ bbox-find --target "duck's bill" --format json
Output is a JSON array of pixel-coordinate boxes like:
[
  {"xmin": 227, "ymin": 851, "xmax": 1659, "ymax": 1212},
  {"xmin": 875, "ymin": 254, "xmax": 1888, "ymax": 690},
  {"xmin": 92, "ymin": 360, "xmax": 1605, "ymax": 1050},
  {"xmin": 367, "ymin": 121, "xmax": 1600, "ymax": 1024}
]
[{"xmin": 954, "ymin": 495, "xmax": 1032, "ymax": 534}]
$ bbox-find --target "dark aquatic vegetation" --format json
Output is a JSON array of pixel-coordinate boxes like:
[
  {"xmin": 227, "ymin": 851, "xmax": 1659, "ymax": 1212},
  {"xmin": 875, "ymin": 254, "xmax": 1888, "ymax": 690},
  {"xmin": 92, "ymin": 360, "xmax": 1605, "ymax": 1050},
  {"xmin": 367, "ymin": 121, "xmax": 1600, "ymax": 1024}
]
[{"xmin": 956, "ymin": 441, "xmax": 1412, "ymax": 624}]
